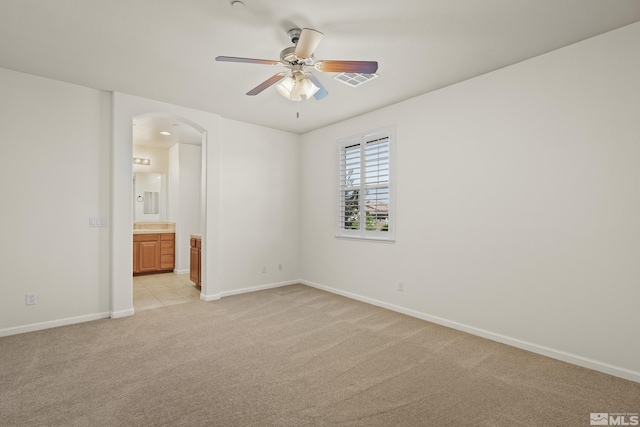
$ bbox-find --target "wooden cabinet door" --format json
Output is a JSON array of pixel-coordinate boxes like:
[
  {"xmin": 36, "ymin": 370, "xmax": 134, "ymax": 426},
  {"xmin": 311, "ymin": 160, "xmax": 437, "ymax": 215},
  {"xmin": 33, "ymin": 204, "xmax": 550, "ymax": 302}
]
[
  {"xmin": 138, "ymin": 241, "xmax": 160, "ymax": 272},
  {"xmin": 133, "ymin": 242, "xmax": 140, "ymax": 273},
  {"xmin": 190, "ymin": 246, "xmax": 200, "ymax": 285}
]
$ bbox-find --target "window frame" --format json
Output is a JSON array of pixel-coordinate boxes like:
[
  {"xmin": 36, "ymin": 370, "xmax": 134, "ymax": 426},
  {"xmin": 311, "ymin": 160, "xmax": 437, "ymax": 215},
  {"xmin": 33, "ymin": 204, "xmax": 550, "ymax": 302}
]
[{"xmin": 336, "ymin": 125, "xmax": 395, "ymax": 243}]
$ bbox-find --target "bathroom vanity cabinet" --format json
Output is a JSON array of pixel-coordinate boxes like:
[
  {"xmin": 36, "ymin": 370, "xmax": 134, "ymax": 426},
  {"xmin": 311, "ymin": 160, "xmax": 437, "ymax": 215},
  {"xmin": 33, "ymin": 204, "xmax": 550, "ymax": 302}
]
[{"xmin": 133, "ymin": 233, "xmax": 175, "ymax": 275}]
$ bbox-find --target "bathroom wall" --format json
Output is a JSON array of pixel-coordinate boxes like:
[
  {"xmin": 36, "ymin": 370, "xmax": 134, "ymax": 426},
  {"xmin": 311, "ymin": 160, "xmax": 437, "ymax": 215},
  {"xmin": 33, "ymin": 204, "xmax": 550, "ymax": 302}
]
[
  {"xmin": 133, "ymin": 145, "xmax": 170, "ymax": 222},
  {"xmin": 168, "ymin": 143, "xmax": 201, "ymax": 273},
  {"xmin": 133, "ymin": 172, "xmax": 166, "ymax": 222},
  {"xmin": 132, "ymin": 144, "xmax": 169, "ymax": 174}
]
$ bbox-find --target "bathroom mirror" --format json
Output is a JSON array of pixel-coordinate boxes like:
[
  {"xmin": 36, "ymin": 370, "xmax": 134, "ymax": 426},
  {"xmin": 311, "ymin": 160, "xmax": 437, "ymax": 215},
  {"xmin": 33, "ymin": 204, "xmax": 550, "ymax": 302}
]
[
  {"xmin": 143, "ymin": 191, "xmax": 159, "ymax": 214},
  {"xmin": 134, "ymin": 173, "xmax": 167, "ymax": 221}
]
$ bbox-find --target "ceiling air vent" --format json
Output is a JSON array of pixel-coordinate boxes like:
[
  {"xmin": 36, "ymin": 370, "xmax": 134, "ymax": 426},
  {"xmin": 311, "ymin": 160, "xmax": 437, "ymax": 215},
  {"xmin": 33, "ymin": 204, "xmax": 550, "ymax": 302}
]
[{"xmin": 333, "ymin": 72, "xmax": 378, "ymax": 87}]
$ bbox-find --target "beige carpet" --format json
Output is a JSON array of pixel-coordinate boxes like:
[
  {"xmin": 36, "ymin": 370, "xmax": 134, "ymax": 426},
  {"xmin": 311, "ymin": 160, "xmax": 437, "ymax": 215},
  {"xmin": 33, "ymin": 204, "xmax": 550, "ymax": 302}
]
[{"xmin": 1, "ymin": 284, "xmax": 638, "ymax": 426}]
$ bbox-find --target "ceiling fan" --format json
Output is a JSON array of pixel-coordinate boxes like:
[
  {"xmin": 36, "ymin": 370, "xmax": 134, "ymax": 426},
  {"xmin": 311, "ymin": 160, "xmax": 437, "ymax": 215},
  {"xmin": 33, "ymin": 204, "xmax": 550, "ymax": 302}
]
[{"xmin": 216, "ymin": 28, "xmax": 378, "ymax": 102}]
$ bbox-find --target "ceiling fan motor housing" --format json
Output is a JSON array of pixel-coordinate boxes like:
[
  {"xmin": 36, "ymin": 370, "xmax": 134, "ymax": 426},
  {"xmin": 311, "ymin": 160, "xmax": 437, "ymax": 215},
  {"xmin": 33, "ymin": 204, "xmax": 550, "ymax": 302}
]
[
  {"xmin": 280, "ymin": 46, "xmax": 297, "ymax": 62},
  {"xmin": 280, "ymin": 46, "xmax": 314, "ymax": 66},
  {"xmin": 287, "ymin": 28, "xmax": 302, "ymax": 44}
]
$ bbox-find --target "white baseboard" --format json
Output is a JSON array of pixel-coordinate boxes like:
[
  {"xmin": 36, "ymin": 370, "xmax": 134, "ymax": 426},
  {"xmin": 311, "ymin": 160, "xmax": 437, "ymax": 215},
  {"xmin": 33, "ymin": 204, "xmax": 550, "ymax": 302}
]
[
  {"xmin": 0, "ymin": 312, "xmax": 111, "ymax": 338},
  {"xmin": 200, "ymin": 293, "xmax": 221, "ymax": 301},
  {"xmin": 220, "ymin": 280, "xmax": 299, "ymax": 298},
  {"xmin": 111, "ymin": 308, "xmax": 134, "ymax": 318},
  {"xmin": 200, "ymin": 279, "xmax": 298, "ymax": 301},
  {"xmin": 173, "ymin": 269, "xmax": 189, "ymax": 275},
  {"xmin": 301, "ymin": 280, "xmax": 640, "ymax": 384}
]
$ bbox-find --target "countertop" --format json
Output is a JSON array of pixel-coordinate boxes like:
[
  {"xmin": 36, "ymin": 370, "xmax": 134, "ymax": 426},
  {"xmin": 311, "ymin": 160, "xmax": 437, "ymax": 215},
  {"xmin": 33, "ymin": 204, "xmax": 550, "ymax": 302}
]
[
  {"xmin": 133, "ymin": 221, "xmax": 175, "ymax": 235},
  {"xmin": 133, "ymin": 229, "xmax": 176, "ymax": 235}
]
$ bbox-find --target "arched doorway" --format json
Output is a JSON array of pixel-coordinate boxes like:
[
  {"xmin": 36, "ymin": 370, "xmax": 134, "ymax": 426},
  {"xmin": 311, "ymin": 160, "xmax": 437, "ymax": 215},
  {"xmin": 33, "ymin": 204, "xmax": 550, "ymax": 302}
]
[
  {"xmin": 132, "ymin": 115, "xmax": 204, "ymax": 311},
  {"xmin": 112, "ymin": 92, "xmax": 221, "ymax": 318}
]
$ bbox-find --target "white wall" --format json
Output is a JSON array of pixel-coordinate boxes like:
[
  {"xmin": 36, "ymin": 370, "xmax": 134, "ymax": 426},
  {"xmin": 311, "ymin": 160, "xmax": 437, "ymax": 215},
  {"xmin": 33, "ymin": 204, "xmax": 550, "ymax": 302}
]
[
  {"xmin": 300, "ymin": 22, "xmax": 640, "ymax": 380},
  {"xmin": 168, "ymin": 143, "xmax": 201, "ymax": 272},
  {"xmin": 132, "ymin": 144, "xmax": 169, "ymax": 174},
  {"xmin": 133, "ymin": 145, "xmax": 169, "ymax": 222},
  {"xmin": 0, "ymin": 68, "xmax": 112, "ymax": 333},
  {"xmin": 219, "ymin": 119, "xmax": 300, "ymax": 294},
  {"xmin": 134, "ymin": 172, "xmax": 166, "ymax": 222}
]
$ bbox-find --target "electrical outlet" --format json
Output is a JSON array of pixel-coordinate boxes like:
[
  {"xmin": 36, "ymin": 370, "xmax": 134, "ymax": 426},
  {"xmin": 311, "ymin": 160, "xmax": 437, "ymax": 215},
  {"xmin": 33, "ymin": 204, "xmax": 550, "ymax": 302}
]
[
  {"xmin": 278, "ymin": 264, "xmax": 283, "ymax": 271},
  {"xmin": 397, "ymin": 282, "xmax": 404, "ymax": 292},
  {"xmin": 26, "ymin": 293, "xmax": 37, "ymax": 305},
  {"xmin": 262, "ymin": 265, "xmax": 267, "ymax": 273}
]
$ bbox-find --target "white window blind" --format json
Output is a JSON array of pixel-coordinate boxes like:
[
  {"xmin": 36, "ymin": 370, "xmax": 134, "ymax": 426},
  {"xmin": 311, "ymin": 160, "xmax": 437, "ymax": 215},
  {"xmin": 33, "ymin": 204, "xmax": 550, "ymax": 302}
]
[{"xmin": 337, "ymin": 126, "xmax": 395, "ymax": 241}]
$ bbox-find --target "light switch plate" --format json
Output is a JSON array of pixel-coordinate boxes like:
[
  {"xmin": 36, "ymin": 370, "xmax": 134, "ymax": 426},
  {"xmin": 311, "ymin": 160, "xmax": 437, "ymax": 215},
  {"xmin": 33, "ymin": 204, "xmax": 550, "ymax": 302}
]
[{"xmin": 89, "ymin": 217, "xmax": 108, "ymax": 227}]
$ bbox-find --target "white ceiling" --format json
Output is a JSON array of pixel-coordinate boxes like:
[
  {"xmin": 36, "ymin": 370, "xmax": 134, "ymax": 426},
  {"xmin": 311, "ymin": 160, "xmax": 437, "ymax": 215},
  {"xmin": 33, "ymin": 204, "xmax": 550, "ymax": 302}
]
[
  {"xmin": 2, "ymin": 0, "xmax": 640, "ymax": 136},
  {"xmin": 133, "ymin": 116, "xmax": 203, "ymax": 148}
]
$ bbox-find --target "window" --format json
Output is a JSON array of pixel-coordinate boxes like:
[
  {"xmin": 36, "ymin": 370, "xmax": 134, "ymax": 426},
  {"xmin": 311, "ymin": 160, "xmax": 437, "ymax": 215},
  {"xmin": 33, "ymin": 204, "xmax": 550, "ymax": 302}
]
[{"xmin": 337, "ymin": 126, "xmax": 395, "ymax": 242}]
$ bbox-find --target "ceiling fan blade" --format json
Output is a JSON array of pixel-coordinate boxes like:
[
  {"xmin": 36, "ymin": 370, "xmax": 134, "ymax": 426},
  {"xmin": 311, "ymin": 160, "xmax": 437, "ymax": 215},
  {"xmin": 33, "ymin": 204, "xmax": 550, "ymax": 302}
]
[
  {"xmin": 246, "ymin": 73, "xmax": 286, "ymax": 96},
  {"xmin": 216, "ymin": 56, "xmax": 281, "ymax": 66},
  {"xmin": 307, "ymin": 74, "xmax": 328, "ymax": 100},
  {"xmin": 295, "ymin": 28, "xmax": 323, "ymax": 59},
  {"xmin": 315, "ymin": 60, "xmax": 378, "ymax": 74}
]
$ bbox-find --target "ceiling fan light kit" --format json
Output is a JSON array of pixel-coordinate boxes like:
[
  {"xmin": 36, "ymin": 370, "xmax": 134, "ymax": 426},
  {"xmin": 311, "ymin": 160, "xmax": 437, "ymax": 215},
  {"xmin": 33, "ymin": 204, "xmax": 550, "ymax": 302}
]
[
  {"xmin": 216, "ymin": 27, "xmax": 378, "ymax": 102},
  {"xmin": 275, "ymin": 72, "xmax": 319, "ymax": 101}
]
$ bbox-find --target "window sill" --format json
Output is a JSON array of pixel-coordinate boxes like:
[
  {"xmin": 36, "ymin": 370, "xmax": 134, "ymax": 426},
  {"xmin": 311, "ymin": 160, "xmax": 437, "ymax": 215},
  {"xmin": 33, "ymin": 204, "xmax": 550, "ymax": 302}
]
[{"xmin": 335, "ymin": 235, "xmax": 395, "ymax": 243}]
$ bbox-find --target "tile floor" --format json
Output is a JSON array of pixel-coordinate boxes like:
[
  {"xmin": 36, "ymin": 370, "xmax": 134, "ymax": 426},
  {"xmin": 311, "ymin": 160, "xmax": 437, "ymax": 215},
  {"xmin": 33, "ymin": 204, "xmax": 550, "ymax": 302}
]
[{"xmin": 133, "ymin": 272, "xmax": 201, "ymax": 312}]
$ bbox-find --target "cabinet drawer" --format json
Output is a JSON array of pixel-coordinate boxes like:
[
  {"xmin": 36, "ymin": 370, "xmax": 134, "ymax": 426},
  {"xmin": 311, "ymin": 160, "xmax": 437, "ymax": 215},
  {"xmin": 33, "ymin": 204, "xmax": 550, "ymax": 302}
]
[
  {"xmin": 161, "ymin": 233, "xmax": 175, "ymax": 241},
  {"xmin": 160, "ymin": 241, "xmax": 174, "ymax": 255},
  {"xmin": 160, "ymin": 254, "xmax": 174, "ymax": 269},
  {"xmin": 134, "ymin": 233, "xmax": 158, "ymax": 242}
]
